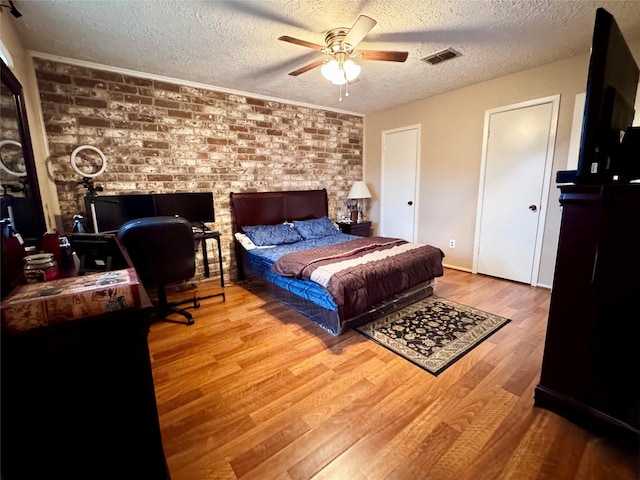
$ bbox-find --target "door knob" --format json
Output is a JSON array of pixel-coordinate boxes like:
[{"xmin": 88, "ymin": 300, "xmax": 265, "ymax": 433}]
[
  {"xmin": 529, "ymin": 204, "xmax": 537, "ymax": 211},
  {"xmin": 408, "ymin": 201, "xmax": 413, "ymax": 206}
]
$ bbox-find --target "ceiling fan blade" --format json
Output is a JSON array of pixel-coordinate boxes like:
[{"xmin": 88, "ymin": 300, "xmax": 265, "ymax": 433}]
[
  {"xmin": 278, "ymin": 36, "xmax": 325, "ymax": 51},
  {"xmin": 288, "ymin": 59, "xmax": 324, "ymax": 76},
  {"xmin": 358, "ymin": 50, "xmax": 409, "ymax": 62},
  {"xmin": 343, "ymin": 15, "xmax": 377, "ymax": 50}
]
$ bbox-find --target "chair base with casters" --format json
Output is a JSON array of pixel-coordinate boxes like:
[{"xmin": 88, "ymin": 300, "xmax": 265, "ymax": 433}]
[
  {"xmin": 118, "ymin": 216, "xmax": 200, "ymax": 326},
  {"xmin": 150, "ymin": 284, "xmax": 201, "ymax": 325}
]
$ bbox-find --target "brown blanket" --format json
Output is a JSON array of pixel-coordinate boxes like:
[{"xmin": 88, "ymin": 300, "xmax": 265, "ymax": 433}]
[{"xmin": 273, "ymin": 236, "xmax": 444, "ymax": 319}]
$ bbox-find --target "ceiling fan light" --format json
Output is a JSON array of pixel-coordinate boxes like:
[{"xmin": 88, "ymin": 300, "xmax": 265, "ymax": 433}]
[
  {"xmin": 343, "ymin": 59, "xmax": 361, "ymax": 81},
  {"xmin": 331, "ymin": 75, "xmax": 347, "ymax": 86},
  {"xmin": 321, "ymin": 60, "xmax": 340, "ymax": 81}
]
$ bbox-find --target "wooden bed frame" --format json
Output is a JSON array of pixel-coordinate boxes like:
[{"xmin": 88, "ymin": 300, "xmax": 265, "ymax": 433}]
[{"xmin": 229, "ymin": 189, "xmax": 436, "ymax": 334}]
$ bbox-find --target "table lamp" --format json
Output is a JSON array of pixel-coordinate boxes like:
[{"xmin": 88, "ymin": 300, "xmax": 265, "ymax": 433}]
[{"xmin": 348, "ymin": 181, "xmax": 372, "ymax": 223}]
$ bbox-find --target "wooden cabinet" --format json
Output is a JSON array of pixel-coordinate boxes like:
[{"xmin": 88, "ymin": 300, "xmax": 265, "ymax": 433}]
[
  {"xmin": 338, "ymin": 221, "xmax": 372, "ymax": 237},
  {"xmin": 1, "ymin": 237, "xmax": 170, "ymax": 479},
  {"xmin": 534, "ymin": 184, "xmax": 640, "ymax": 446}
]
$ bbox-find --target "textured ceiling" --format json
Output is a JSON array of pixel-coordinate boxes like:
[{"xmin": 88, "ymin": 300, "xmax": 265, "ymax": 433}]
[{"xmin": 10, "ymin": 0, "xmax": 640, "ymax": 115}]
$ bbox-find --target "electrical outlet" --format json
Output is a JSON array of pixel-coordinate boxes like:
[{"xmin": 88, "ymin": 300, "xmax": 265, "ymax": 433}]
[{"xmin": 449, "ymin": 239, "xmax": 456, "ymax": 248}]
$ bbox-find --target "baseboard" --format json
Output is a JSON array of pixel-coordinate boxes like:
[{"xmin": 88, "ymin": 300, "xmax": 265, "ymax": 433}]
[
  {"xmin": 442, "ymin": 263, "xmax": 473, "ymax": 273},
  {"xmin": 441, "ymin": 264, "xmax": 553, "ymax": 289}
]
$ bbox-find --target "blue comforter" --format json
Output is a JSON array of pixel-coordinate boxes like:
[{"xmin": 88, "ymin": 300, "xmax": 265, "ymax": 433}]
[{"xmin": 244, "ymin": 233, "xmax": 358, "ymax": 311}]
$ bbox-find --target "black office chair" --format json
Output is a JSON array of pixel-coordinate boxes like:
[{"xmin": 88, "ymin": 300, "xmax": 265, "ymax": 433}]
[{"xmin": 118, "ymin": 216, "xmax": 199, "ymax": 325}]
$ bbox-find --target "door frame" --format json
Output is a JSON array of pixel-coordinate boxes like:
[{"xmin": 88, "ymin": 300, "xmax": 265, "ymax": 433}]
[
  {"xmin": 472, "ymin": 95, "xmax": 560, "ymax": 286},
  {"xmin": 380, "ymin": 124, "xmax": 421, "ymax": 242}
]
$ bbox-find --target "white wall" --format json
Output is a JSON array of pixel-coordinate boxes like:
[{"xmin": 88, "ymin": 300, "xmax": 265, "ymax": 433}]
[
  {"xmin": 364, "ymin": 38, "xmax": 640, "ymax": 287},
  {"xmin": 1, "ymin": 12, "xmax": 60, "ymax": 231}
]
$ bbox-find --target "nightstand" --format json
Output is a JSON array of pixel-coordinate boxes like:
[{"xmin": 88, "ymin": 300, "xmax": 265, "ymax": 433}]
[{"xmin": 337, "ymin": 221, "xmax": 372, "ymax": 237}]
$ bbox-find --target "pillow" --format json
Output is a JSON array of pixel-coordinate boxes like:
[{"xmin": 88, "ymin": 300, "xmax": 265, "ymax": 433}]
[
  {"xmin": 235, "ymin": 232, "xmax": 259, "ymax": 250},
  {"xmin": 292, "ymin": 216, "xmax": 339, "ymax": 240},
  {"xmin": 242, "ymin": 223, "xmax": 303, "ymax": 246}
]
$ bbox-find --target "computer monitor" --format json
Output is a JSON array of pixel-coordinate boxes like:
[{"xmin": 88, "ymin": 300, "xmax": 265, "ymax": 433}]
[
  {"xmin": 152, "ymin": 192, "xmax": 215, "ymax": 224},
  {"xmin": 67, "ymin": 233, "xmax": 130, "ymax": 274},
  {"xmin": 88, "ymin": 194, "xmax": 156, "ymax": 233}
]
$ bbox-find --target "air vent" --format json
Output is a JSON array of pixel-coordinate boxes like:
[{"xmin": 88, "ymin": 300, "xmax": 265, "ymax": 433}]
[{"xmin": 422, "ymin": 48, "xmax": 461, "ymax": 65}]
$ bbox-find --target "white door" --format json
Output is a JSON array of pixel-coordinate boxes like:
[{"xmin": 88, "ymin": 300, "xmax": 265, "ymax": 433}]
[
  {"xmin": 474, "ymin": 96, "xmax": 559, "ymax": 285},
  {"xmin": 380, "ymin": 125, "xmax": 420, "ymax": 241}
]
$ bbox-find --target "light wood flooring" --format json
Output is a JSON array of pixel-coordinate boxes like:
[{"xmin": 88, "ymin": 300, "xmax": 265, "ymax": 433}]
[{"xmin": 147, "ymin": 268, "xmax": 639, "ymax": 480}]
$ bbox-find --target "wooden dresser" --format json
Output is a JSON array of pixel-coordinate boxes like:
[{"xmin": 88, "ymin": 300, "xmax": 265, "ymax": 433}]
[
  {"xmin": 1, "ymin": 235, "xmax": 171, "ymax": 479},
  {"xmin": 534, "ymin": 183, "xmax": 640, "ymax": 447}
]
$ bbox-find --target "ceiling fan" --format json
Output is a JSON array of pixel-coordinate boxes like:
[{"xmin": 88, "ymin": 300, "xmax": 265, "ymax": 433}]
[{"xmin": 278, "ymin": 15, "xmax": 408, "ymax": 100}]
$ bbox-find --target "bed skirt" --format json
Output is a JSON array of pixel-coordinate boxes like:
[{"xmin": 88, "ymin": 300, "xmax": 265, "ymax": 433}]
[{"xmin": 241, "ymin": 266, "xmax": 435, "ymax": 335}]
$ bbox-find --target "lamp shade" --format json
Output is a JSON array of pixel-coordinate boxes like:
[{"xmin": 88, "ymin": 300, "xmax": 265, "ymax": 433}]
[{"xmin": 348, "ymin": 181, "xmax": 372, "ymax": 199}]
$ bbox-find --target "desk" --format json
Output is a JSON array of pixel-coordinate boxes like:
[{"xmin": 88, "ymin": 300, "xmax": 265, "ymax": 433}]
[{"xmin": 193, "ymin": 229, "xmax": 225, "ymax": 302}]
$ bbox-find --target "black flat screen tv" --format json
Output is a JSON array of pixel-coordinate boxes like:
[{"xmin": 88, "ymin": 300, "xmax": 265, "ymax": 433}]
[{"xmin": 557, "ymin": 8, "xmax": 639, "ymax": 184}]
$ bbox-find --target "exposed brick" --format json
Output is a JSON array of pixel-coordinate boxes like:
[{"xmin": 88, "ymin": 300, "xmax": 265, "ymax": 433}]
[
  {"xmin": 74, "ymin": 77, "xmax": 107, "ymax": 89},
  {"xmin": 91, "ymin": 70, "xmax": 124, "ymax": 83},
  {"xmin": 128, "ymin": 113, "xmax": 156, "ymax": 123},
  {"xmin": 142, "ymin": 124, "xmax": 171, "ymax": 132},
  {"xmin": 246, "ymin": 98, "xmax": 265, "ymax": 106},
  {"xmin": 168, "ymin": 109, "xmax": 192, "ymax": 119},
  {"xmin": 45, "ymin": 124, "xmax": 64, "ymax": 134},
  {"xmin": 143, "ymin": 141, "xmax": 170, "ymax": 149},
  {"xmin": 123, "ymin": 94, "xmax": 154, "ymax": 105},
  {"xmin": 153, "ymin": 80, "xmax": 181, "ymax": 92},
  {"xmin": 147, "ymin": 174, "xmax": 176, "ymax": 181},
  {"xmin": 40, "ymin": 93, "xmax": 74, "ymax": 104},
  {"xmin": 38, "ymin": 71, "xmax": 72, "ymax": 84},
  {"xmin": 75, "ymin": 98, "xmax": 108, "ymax": 109},
  {"xmin": 155, "ymin": 99, "xmax": 181, "ymax": 109},
  {"xmin": 124, "ymin": 76, "xmax": 153, "ymax": 87},
  {"xmin": 34, "ymin": 59, "xmax": 363, "ymax": 282},
  {"xmin": 109, "ymin": 83, "xmax": 138, "ymax": 94},
  {"xmin": 78, "ymin": 117, "xmax": 111, "ymax": 127}
]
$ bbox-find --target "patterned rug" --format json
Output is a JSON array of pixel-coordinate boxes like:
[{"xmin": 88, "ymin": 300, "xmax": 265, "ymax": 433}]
[{"xmin": 356, "ymin": 295, "xmax": 510, "ymax": 375}]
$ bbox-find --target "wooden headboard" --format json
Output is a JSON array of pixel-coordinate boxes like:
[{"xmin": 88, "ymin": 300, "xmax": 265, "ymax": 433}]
[{"xmin": 230, "ymin": 189, "xmax": 329, "ymax": 232}]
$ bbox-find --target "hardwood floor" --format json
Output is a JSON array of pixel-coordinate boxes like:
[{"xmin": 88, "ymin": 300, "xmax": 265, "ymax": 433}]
[{"xmin": 147, "ymin": 268, "xmax": 639, "ymax": 480}]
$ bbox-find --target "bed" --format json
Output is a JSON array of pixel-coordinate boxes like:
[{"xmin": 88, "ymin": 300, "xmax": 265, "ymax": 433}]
[{"xmin": 230, "ymin": 189, "xmax": 444, "ymax": 335}]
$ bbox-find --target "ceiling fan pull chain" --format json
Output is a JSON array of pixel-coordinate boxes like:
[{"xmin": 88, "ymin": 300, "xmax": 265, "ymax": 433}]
[{"xmin": 338, "ymin": 83, "xmax": 343, "ymax": 102}]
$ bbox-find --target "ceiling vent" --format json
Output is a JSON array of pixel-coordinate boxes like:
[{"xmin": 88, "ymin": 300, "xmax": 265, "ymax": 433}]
[{"xmin": 422, "ymin": 48, "xmax": 461, "ymax": 65}]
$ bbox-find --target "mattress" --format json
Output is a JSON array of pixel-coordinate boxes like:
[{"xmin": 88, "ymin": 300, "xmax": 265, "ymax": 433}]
[{"xmin": 244, "ymin": 233, "xmax": 358, "ymax": 311}]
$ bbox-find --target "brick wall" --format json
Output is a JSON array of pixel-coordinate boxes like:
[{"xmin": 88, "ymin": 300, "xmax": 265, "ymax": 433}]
[{"xmin": 33, "ymin": 58, "xmax": 364, "ymax": 282}]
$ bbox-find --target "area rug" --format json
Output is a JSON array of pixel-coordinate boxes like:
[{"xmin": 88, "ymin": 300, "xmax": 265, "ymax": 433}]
[{"xmin": 355, "ymin": 295, "xmax": 510, "ymax": 375}]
